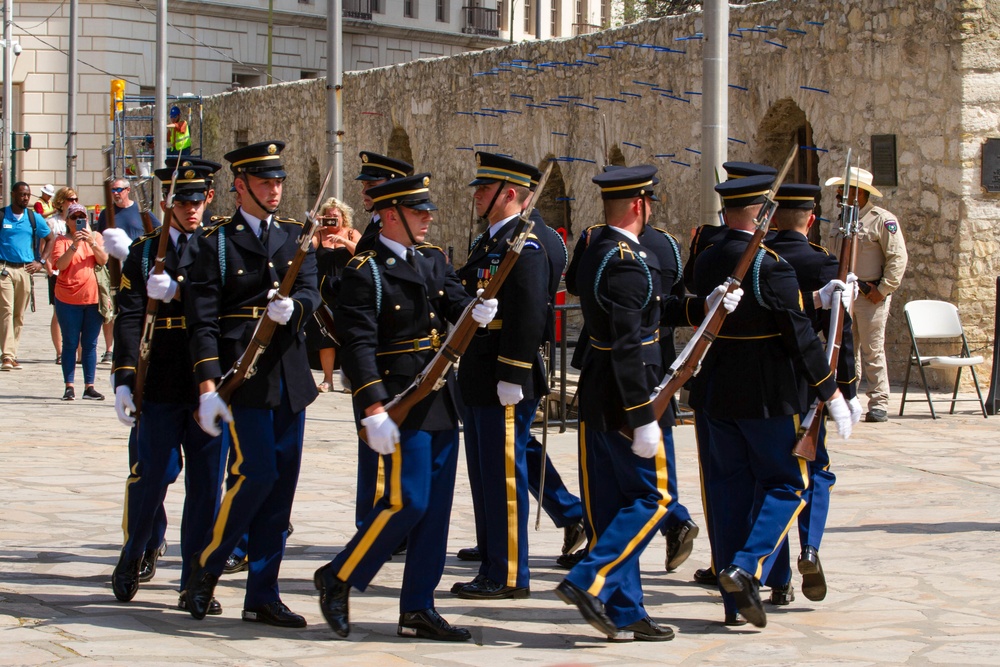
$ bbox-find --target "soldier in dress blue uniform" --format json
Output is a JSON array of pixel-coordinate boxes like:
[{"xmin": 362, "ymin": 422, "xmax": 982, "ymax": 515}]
[
  {"xmin": 109, "ymin": 160, "xmax": 226, "ymax": 612},
  {"xmin": 564, "ymin": 165, "xmax": 699, "ymax": 574},
  {"xmin": 313, "ymin": 174, "xmax": 497, "ymax": 641},
  {"xmin": 690, "ymin": 174, "xmax": 854, "ymax": 628},
  {"xmin": 181, "ymin": 141, "xmax": 320, "ymax": 628},
  {"xmin": 557, "ymin": 165, "xmax": 706, "ymax": 642},
  {"xmin": 354, "ymin": 152, "xmax": 414, "ymax": 255},
  {"xmin": 451, "ymin": 153, "xmax": 551, "ymax": 600},
  {"xmin": 762, "ymin": 183, "xmax": 862, "ymax": 605}
]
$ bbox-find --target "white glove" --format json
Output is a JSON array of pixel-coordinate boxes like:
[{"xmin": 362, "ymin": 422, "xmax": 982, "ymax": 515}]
[
  {"xmin": 818, "ymin": 279, "xmax": 850, "ymax": 310},
  {"xmin": 846, "ymin": 272, "xmax": 860, "ymax": 301},
  {"xmin": 114, "ymin": 385, "xmax": 136, "ymax": 428},
  {"xmin": 471, "ymin": 289, "xmax": 498, "ymax": 327},
  {"xmin": 826, "ymin": 394, "xmax": 852, "ymax": 440},
  {"xmin": 361, "ymin": 412, "xmax": 399, "ymax": 456},
  {"xmin": 197, "ymin": 391, "xmax": 233, "ymax": 437},
  {"xmin": 146, "ymin": 272, "xmax": 178, "ymax": 302},
  {"xmin": 706, "ymin": 284, "xmax": 744, "ymax": 314},
  {"xmin": 265, "ymin": 290, "xmax": 294, "ymax": 325},
  {"xmin": 631, "ymin": 421, "xmax": 662, "ymax": 459},
  {"xmin": 102, "ymin": 228, "xmax": 131, "ymax": 261},
  {"xmin": 848, "ymin": 396, "xmax": 863, "ymax": 425},
  {"xmin": 497, "ymin": 380, "xmax": 523, "ymax": 406}
]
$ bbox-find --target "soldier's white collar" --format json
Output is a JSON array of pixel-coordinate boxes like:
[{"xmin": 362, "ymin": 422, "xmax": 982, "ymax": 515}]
[
  {"xmin": 611, "ymin": 226, "xmax": 640, "ymax": 244},
  {"xmin": 238, "ymin": 207, "xmax": 273, "ymax": 237},
  {"xmin": 489, "ymin": 214, "xmax": 518, "ymax": 240},
  {"xmin": 379, "ymin": 234, "xmax": 412, "ymax": 261}
]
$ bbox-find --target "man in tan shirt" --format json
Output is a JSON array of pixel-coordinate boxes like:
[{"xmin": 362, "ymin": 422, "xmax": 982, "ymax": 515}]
[{"xmin": 826, "ymin": 167, "xmax": 908, "ymax": 422}]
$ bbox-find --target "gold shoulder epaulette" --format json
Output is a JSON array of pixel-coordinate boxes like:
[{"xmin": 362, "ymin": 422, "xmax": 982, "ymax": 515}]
[
  {"xmin": 416, "ymin": 243, "xmax": 445, "ymax": 257},
  {"xmin": 347, "ymin": 250, "xmax": 376, "ymax": 269},
  {"xmin": 808, "ymin": 241, "xmax": 832, "ymax": 256},
  {"xmin": 132, "ymin": 229, "xmax": 159, "ymax": 247},
  {"xmin": 202, "ymin": 216, "xmax": 232, "ymax": 237},
  {"xmin": 651, "ymin": 226, "xmax": 679, "ymax": 243},
  {"xmin": 276, "ymin": 216, "xmax": 304, "ymax": 226}
]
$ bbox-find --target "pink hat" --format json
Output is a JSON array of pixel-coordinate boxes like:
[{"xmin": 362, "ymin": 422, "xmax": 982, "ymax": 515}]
[{"xmin": 67, "ymin": 202, "xmax": 88, "ymax": 219}]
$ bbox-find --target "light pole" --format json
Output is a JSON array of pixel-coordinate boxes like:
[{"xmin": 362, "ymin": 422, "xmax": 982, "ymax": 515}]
[{"xmin": 2, "ymin": 0, "xmax": 13, "ymax": 207}]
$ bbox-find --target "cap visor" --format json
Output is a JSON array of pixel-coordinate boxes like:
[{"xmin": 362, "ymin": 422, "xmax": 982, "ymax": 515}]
[
  {"xmin": 173, "ymin": 193, "xmax": 207, "ymax": 202},
  {"xmin": 408, "ymin": 201, "xmax": 438, "ymax": 211},
  {"xmin": 468, "ymin": 177, "xmax": 499, "ymax": 187}
]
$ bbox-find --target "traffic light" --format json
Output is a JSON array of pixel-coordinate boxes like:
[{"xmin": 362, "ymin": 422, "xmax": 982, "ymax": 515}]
[{"xmin": 110, "ymin": 79, "xmax": 126, "ymax": 120}]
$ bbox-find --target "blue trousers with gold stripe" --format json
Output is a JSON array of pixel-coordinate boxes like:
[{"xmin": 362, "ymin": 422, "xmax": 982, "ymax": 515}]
[
  {"xmin": 703, "ymin": 414, "xmax": 808, "ymax": 617},
  {"xmin": 463, "ymin": 401, "xmax": 533, "ymax": 588},
  {"xmin": 195, "ymin": 391, "xmax": 304, "ymax": 608},
  {"xmin": 568, "ymin": 422, "xmax": 672, "ymax": 628},
  {"xmin": 765, "ymin": 419, "xmax": 835, "ymax": 588},
  {"xmin": 121, "ymin": 400, "xmax": 224, "ymax": 590},
  {"xmin": 354, "ymin": 399, "xmax": 384, "ymax": 528},
  {"xmin": 330, "ymin": 428, "xmax": 459, "ymax": 612}
]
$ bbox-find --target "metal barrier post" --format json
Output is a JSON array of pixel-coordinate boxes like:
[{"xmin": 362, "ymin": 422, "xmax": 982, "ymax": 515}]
[{"xmin": 986, "ymin": 277, "xmax": 1000, "ymax": 415}]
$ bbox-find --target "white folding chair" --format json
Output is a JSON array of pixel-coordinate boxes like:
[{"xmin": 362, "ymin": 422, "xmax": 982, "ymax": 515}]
[{"xmin": 899, "ymin": 300, "xmax": 987, "ymax": 419}]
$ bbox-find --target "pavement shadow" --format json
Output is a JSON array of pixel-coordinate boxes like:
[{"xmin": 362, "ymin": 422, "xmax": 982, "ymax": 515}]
[{"xmin": 827, "ymin": 521, "xmax": 999, "ymax": 534}]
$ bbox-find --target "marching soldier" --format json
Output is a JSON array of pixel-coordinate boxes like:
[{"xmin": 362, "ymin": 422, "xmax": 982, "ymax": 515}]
[
  {"xmin": 108, "ymin": 159, "xmax": 225, "ymax": 612},
  {"xmin": 762, "ymin": 183, "xmax": 863, "ymax": 605},
  {"xmin": 182, "ymin": 141, "xmax": 320, "ymax": 628},
  {"xmin": 555, "ymin": 165, "xmax": 734, "ymax": 641},
  {"xmin": 314, "ymin": 173, "xmax": 497, "ymax": 641},
  {"xmin": 451, "ymin": 153, "xmax": 550, "ymax": 600},
  {"xmin": 354, "ymin": 152, "xmax": 414, "ymax": 255},
  {"xmin": 691, "ymin": 174, "xmax": 853, "ymax": 628}
]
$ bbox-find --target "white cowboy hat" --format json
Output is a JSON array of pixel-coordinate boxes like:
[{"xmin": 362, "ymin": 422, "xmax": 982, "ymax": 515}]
[
  {"xmin": 824, "ymin": 167, "xmax": 883, "ymax": 197},
  {"xmin": 41, "ymin": 184, "xmax": 56, "ymax": 197}
]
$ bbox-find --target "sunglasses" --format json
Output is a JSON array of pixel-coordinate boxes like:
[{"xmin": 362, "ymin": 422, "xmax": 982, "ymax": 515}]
[
  {"xmin": 70, "ymin": 214, "xmax": 87, "ymax": 220},
  {"xmin": 67, "ymin": 197, "xmax": 79, "ymax": 202},
  {"xmin": 111, "ymin": 187, "xmax": 129, "ymax": 193}
]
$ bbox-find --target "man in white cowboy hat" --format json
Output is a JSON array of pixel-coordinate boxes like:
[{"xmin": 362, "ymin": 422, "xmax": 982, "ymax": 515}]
[{"xmin": 825, "ymin": 166, "xmax": 908, "ymax": 423}]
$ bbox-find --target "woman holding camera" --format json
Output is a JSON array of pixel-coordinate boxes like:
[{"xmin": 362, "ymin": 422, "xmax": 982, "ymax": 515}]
[
  {"xmin": 51, "ymin": 201, "xmax": 108, "ymax": 401},
  {"xmin": 310, "ymin": 197, "xmax": 358, "ymax": 392},
  {"xmin": 44, "ymin": 187, "xmax": 79, "ymax": 363}
]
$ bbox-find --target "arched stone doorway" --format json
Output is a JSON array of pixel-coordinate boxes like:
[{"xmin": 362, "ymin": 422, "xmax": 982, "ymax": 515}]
[
  {"xmin": 756, "ymin": 98, "xmax": 821, "ymax": 242},
  {"xmin": 387, "ymin": 126, "xmax": 413, "ymax": 166},
  {"xmin": 534, "ymin": 155, "xmax": 570, "ymax": 241}
]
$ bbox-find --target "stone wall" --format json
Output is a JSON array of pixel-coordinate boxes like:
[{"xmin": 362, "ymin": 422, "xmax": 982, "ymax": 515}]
[{"xmin": 202, "ymin": 0, "xmax": 1000, "ymax": 393}]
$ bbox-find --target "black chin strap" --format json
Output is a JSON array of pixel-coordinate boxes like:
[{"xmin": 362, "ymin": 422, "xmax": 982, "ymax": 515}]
[
  {"xmin": 241, "ymin": 174, "xmax": 279, "ymax": 216},
  {"xmin": 480, "ymin": 182, "xmax": 505, "ymax": 226},
  {"xmin": 394, "ymin": 205, "xmax": 418, "ymax": 247}
]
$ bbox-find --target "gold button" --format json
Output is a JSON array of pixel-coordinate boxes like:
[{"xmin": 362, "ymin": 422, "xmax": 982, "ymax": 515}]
[
  {"xmin": 177, "ymin": 276, "xmax": 185, "ymax": 282},
  {"xmin": 394, "ymin": 304, "xmax": 401, "ymax": 311},
  {"xmin": 268, "ymin": 261, "xmax": 274, "ymax": 268},
  {"xmin": 461, "ymin": 280, "xmax": 466, "ymax": 285},
  {"xmin": 237, "ymin": 269, "xmax": 244, "ymax": 275},
  {"xmin": 384, "ymin": 369, "xmax": 390, "ymax": 376},
  {"xmin": 273, "ymin": 281, "xmax": 280, "ymax": 287},
  {"xmin": 438, "ymin": 290, "xmax": 444, "ymax": 296},
  {"xmin": 287, "ymin": 260, "xmax": 293, "ymax": 265},
  {"xmin": 430, "ymin": 313, "xmax": 436, "ymax": 319}
]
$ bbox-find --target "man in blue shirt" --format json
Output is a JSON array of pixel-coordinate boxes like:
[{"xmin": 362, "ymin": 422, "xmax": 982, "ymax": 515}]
[
  {"xmin": 1, "ymin": 182, "xmax": 55, "ymax": 370},
  {"xmin": 96, "ymin": 179, "xmax": 160, "ymax": 241}
]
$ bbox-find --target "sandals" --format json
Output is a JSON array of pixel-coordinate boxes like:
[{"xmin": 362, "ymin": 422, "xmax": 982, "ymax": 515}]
[{"xmin": 317, "ymin": 382, "xmax": 332, "ymax": 393}]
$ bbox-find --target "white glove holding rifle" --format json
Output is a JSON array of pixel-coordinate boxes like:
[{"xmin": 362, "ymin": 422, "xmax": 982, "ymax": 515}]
[
  {"xmin": 826, "ymin": 392, "xmax": 853, "ymax": 440},
  {"xmin": 266, "ymin": 289, "xmax": 294, "ymax": 325},
  {"xmin": 361, "ymin": 412, "xmax": 399, "ymax": 456},
  {"xmin": 818, "ymin": 279, "xmax": 851, "ymax": 311},
  {"xmin": 471, "ymin": 288, "xmax": 498, "ymax": 328},
  {"xmin": 705, "ymin": 283, "xmax": 744, "ymax": 314}
]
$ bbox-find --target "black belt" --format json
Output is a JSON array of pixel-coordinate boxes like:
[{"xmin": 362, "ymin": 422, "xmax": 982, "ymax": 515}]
[
  {"xmin": 154, "ymin": 316, "xmax": 186, "ymax": 330},
  {"xmin": 0, "ymin": 261, "xmax": 27, "ymax": 268},
  {"xmin": 220, "ymin": 306, "xmax": 266, "ymax": 319},
  {"xmin": 377, "ymin": 332, "xmax": 442, "ymax": 356},
  {"xmin": 589, "ymin": 331, "xmax": 659, "ymax": 351}
]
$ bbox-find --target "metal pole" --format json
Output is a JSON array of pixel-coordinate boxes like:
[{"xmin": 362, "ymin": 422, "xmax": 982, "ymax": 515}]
[
  {"xmin": 66, "ymin": 0, "xmax": 79, "ymax": 189},
  {"xmin": 701, "ymin": 0, "xmax": 729, "ymax": 227},
  {"xmin": 327, "ymin": 0, "xmax": 343, "ymax": 199},
  {"xmin": 267, "ymin": 0, "xmax": 273, "ymax": 85},
  {"xmin": 2, "ymin": 0, "xmax": 11, "ymax": 206},
  {"xmin": 154, "ymin": 0, "xmax": 167, "ymax": 207}
]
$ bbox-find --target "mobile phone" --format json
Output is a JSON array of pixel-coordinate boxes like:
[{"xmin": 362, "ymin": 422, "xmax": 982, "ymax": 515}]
[{"xmin": 76, "ymin": 219, "xmax": 86, "ymax": 232}]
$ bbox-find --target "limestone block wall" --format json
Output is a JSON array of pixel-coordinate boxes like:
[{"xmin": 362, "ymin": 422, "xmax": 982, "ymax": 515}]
[{"xmin": 202, "ymin": 0, "xmax": 1000, "ymax": 393}]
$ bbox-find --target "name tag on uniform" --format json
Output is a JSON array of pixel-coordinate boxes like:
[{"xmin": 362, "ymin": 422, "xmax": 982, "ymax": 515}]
[{"xmin": 2, "ymin": 223, "xmax": 12, "ymax": 229}]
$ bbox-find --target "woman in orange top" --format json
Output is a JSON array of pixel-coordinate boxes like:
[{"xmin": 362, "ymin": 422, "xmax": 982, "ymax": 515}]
[{"xmin": 51, "ymin": 202, "xmax": 109, "ymax": 401}]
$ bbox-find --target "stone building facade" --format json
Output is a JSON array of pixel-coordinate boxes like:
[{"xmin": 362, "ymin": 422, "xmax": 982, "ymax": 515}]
[{"xmin": 201, "ymin": 0, "xmax": 1000, "ymax": 392}]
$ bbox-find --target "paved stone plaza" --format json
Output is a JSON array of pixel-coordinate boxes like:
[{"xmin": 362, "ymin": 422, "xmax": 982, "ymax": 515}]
[{"xmin": 2, "ymin": 308, "xmax": 999, "ymax": 666}]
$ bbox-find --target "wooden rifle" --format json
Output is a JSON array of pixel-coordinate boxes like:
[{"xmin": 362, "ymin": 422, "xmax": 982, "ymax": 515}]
[
  {"xmin": 622, "ymin": 144, "xmax": 799, "ymax": 439},
  {"xmin": 793, "ymin": 153, "xmax": 861, "ymax": 460},
  {"xmin": 132, "ymin": 167, "xmax": 181, "ymax": 418},
  {"xmin": 102, "ymin": 147, "xmax": 122, "ymax": 299},
  {"xmin": 217, "ymin": 165, "xmax": 335, "ymax": 402},
  {"xmin": 360, "ymin": 161, "xmax": 555, "ymax": 442},
  {"xmin": 127, "ymin": 137, "xmax": 156, "ymax": 234}
]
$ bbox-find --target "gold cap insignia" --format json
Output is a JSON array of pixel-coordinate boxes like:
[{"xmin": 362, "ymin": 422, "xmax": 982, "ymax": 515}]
[
  {"xmin": 423, "ymin": 176, "xmax": 430, "ymax": 186},
  {"xmin": 182, "ymin": 161, "xmax": 192, "ymax": 167},
  {"xmin": 475, "ymin": 154, "xmax": 482, "ymax": 165},
  {"xmin": 267, "ymin": 144, "xmax": 278, "ymax": 155},
  {"xmin": 362, "ymin": 154, "xmax": 369, "ymax": 163},
  {"xmin": 184, "ymin": 170, "xmax": 196, "ymax": 179}
]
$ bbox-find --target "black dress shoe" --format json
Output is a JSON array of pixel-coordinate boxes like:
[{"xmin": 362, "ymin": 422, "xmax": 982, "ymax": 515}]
[
  {"xmin": 138, "ymin": 540, "xmax": 167, "ymax": 583},
  {"xmin": 718, "ymin": 565, "xmax": 766, "ymax": 628},
  {"xmin": 556, "ymin": 548, "xmax": 586, "ymax": 570},
  {"xmin": 693, "ymin": 566, "xmax": 717, "ymax": 585},
  {"xmin": 243, "ymin": 600, "xmax": 307, "ymax": 628},
  {"xmin": 287, "ymin": 522, "xmax": 294, "ymax": 537},
  {"xmin": 724, "ymin": 612, "xmax": 748, "ymax": 626},
  {"xmin": 314, "ymin": 563, "xmax": 351, "ymax": 637},
  {"xmin": 798, "ymin": 546, "xmax": 827, "ymax": 601},
  {"xmin": 111, "ymin": 550, "xmax": 142, "ymax": 602},
  {"xmin": 398, "ymin": 608, "xmax": 472, "ymax": 641},
  {"xmin": 454, "ymin": 577, "xmax": 529, "ymax": 600},
  {"xmin": 608, "ymin": 615, "xmax": 675, "ymax": 642},
  {"xmin": 768, "ymin": 582, "xmax": 795, "ymax": 606},
  {"xmin": 178, "ymin": 593, "xmax": 222, "ymax": 615},
  {"xmin": 665, "ymin": 519, "xmax": 699, "ymax": 572},
  {"xmin": 562, "ymin": 521, "xmax": 586, "ymax": 556},
  {"xmin": 450, "ymin": 573, "xmax": 486, "ymax": 594},
  {"xmin": 555, "ymin": 579, "xmax": 616, "ymax": 637},
  {"xmin": 223, "ymin": 553, "xmax": 249, "ymax": 574},
  {"xmin": 183, "ymin": 566, "xmax": 220, "ymax": 621},
  {"xmin": 456, "ymin": 546, "xmax": 482, "ymax": 561}
]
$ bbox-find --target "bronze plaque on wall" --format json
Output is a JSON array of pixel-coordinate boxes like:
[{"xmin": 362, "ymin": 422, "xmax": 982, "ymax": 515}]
[
  {"xmin": 870, "ymin": 134, "xmax": 897, "ymax": 187},
  {"xmin": 983, "ymin": 138, "xmax": 1000, "ymax": 193}
]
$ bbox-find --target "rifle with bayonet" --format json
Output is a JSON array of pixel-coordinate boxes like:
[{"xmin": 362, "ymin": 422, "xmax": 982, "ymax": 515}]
[
  {"xmin": 217, "ymin": 165, "xmax": 335, "ymax": 402},
  {"xmin": 621, "ymin": 144, "xmax": 799, "ymax": 439},
  {"xmin": 102, "ymin": 147, "xmax": 123, "ymax": 299},
  {"xmin": 793, "ymin": 153, "xmax": 860, "ymax": 460},
  {"xmin": 360, "ymin": 161, "xmax": 555, "ymax": 442},
  {"xmin": 132, "ymin": 166, "xmax": 181, "ymax": 418}
]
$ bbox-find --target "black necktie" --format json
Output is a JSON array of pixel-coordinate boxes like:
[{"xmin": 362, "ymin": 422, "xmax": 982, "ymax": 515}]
[
  {"xmin": 259, "ymin": 219, "xmax": 270, "ymax": 247},
  {"xmin": 176, "ymin": 233, "xmax": 188, "ymax": 255},
  {"xmin": 406, "ymin": 248, "xmax": 418, "ymax": 268}
]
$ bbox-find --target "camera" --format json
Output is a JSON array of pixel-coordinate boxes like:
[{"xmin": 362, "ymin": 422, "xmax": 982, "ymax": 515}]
[{"xmin": 11, "ymin": 42, "xmax": 21, "ymax": 56}]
